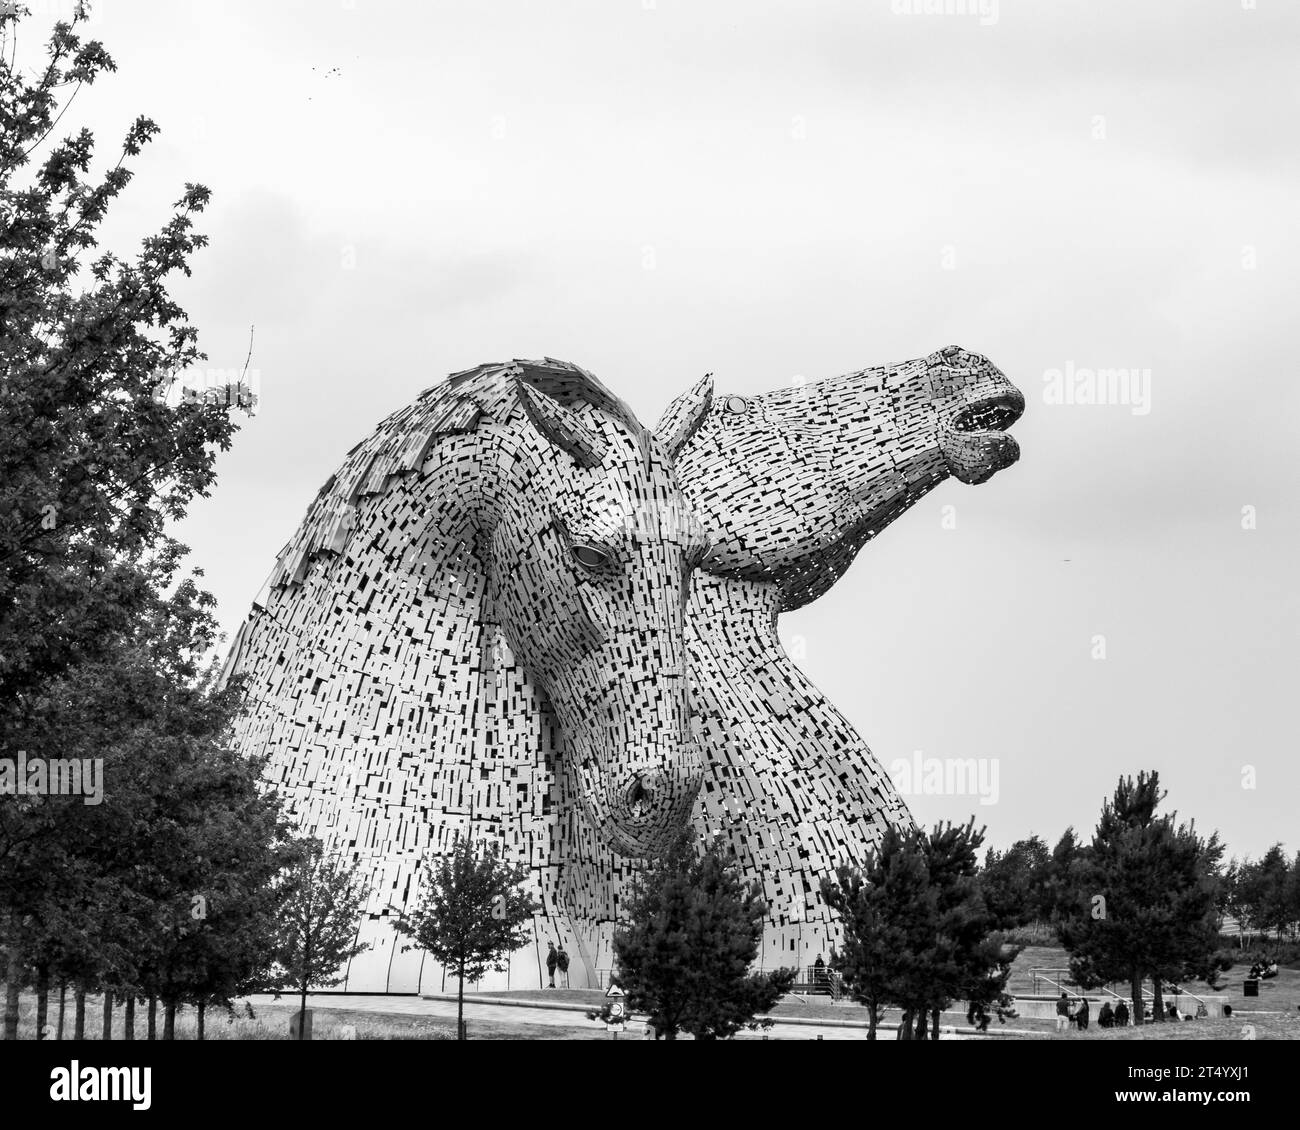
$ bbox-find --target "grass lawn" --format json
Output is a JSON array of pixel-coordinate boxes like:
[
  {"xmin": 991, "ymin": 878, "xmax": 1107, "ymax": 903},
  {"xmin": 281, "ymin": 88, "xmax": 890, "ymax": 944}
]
[{"xmin": 0, "ymin": 990, "xmax": 611, "ymax": 1041}]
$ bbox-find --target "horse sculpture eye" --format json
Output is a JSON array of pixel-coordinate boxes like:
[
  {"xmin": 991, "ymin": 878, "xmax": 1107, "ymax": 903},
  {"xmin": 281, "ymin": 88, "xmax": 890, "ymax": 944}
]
[{"xmin": 570, "ymin": 544, "xmax": 610, "ymax": 570}]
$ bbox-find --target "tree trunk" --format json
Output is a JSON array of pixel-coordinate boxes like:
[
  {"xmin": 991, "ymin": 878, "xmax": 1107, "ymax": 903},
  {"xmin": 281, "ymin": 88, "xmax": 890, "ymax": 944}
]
[
  {"xmin": 299, "ymin": 976, "xmax": 308, "ymax": 1041},
  {"xmin": 457, "ymin": 957, "xmax": 465, "ymax": 1041},
  {"xmin": 147, "ymin": 995, "xmax": 157, "ymax": 1041},
  {"xmin": 35, "ymin": 964, "xmax": 49, "ymax": 1038},
  {"xmin": 898, "ymin": 1009, "xmax": 914, "ymax": 1040},
  {"xmin": 1153, "ymin": 979, "xmax": 1164, "ymax": 1023},
  {"xmin": 123, "ymin": 995, "xmax": 135, "ymax": 1041},
  {"xmin": 929, "ymin": 1007, "xmax": 941, "ymax": 1040},
  {"xmin": 866, "ymin": 1003, "xmax": 878, "ymax": 1041},
  {"xmin": 298, "ymin": 930, "xmax": 312, "ymax": 1041},
  {"xmin": 197, "ymin": 1001, "xmax": 205, "ymax": 1041},
  {"xmin": 915, "ymin": 1009, "xmax": 928, "ymax": 1041},
  {"xmin": 3, "ymin": 948, "xmax": 21, "ymax": 1040},
  {"xmin": 74, "ymin": 987, "xmax": 87, "ymax": 1039},
  {"xmin": 1130, "ymin": 971, "xmax": 1143, "ymax": 1027},
  {"xmin": 101, "ymin": 992, "xmax": 113, "ymax": 1040},
  {"xmin": 57, "ymin": 983, "xmax": 67, "ymax": 1040},
  {"xmin": 163, "ymin": 999, "xmax": 176, "ymax": 1041}
]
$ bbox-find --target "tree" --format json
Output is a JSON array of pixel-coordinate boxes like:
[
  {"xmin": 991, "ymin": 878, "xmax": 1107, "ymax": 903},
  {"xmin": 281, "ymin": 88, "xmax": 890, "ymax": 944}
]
[
  {"xmin": 981, "ymin": 834, "xmax": 1051, "ymax": 930},
  {"xmin": 1, "ymin": 5, "xmax": 249, "ymax": 1039},
  {"xmin": 821, "ymin": 827, "xmax": 935, "ymax": 1039},
  {"xmin": 395, "ymin": 837, "xmax": 537, "ymax": 1041},
  {"xmin": 824, "ymin": 821, "xmax": 1020, "ymax": 1041},
  {"xmin": 594, "ymin": 830, "xmax": 794, "ymax": 1040},
  {"xmin": 271, "ymin": 845, "xmax": 369, "ymax": 1040},
  {"xmin": 1236, "ymin": 845, "xmax": 1291, "ymax": 954},
  {"xmin": 0, "ymin": 559, "xmax": 299, "ymax": 1040},
  {"xmin": 1057, "ymin": 771, "xmax": 1227, "ymax": 1025},
  {"xmin": 1, "ymin": 7, "xmax": 243, "ymax": 714}
]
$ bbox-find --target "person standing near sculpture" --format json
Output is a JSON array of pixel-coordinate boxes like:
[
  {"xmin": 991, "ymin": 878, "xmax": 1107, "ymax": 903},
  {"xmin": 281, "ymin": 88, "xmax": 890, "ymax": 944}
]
[
  {"xmin": 546, "ymin": 942, "xmax": 559, "ymax": 989},
  {"xmin": 1056, "ymin": 992, "xmax": 1071, "ymax": 1033},
  {"xmin": 556, "ymin": 944, "xmax": 570, "ymax": 988}
]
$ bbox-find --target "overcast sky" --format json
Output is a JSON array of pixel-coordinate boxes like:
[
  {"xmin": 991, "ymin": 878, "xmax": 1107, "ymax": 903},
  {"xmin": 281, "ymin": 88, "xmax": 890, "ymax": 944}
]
[{"xmin": 23, "ymin": 0, "xmax": 1297, "ymax": 860}]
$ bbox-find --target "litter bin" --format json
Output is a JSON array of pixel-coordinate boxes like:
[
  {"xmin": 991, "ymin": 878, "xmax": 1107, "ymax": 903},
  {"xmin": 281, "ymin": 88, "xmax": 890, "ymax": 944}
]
[{"xmin": 1243, "ymin": 978, "xmax": 1259, "ymax": 998}]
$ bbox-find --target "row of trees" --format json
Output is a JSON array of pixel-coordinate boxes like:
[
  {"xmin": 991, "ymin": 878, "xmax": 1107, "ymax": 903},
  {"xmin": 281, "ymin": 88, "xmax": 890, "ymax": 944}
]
[
  {"xmin": 821, "ymin": 772, "xmax": 1263, "ymax": 1032},
  {"xmin": 1222, "ymin": 845, "xmax": 1300, "ymax": 949},
  {"xmin": 0, "ymin": 9, "xmax": 372, "ymax": 1039}
]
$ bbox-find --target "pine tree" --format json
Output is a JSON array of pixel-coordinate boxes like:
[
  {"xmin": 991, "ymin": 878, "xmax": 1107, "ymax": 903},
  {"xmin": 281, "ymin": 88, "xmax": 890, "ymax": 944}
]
[
  {"xmin": 981, "ymin": 835, "xmax": 1051, "ymax": 930},
  {"xmin": 599, "ymin": 830, "xmax": 795, "ymax": 1040},
  {"xmin": 395, "ymin": 838, "xmax": 537, "ymax": 1040},
  {"xmin": 1057, "ymin": 771, "xmax": 1227, "ymax": 1025},
  {"xmin": 821, "ymin": 826, "xmax": 934, "ymax": 1039}
]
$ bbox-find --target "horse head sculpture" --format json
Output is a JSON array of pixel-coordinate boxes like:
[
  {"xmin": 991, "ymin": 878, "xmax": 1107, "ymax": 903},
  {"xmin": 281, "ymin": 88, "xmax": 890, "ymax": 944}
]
[
  {"xmin": 675, "ymin": 345, "xmax": 1024, "ymax": 608},
  {"xmin": 222, "ymin": 358, "xmax": 711, "ymax": 989},
  {"xmin": 667, "ymin": 345, "xmax": 1025, "ymax": 968}
]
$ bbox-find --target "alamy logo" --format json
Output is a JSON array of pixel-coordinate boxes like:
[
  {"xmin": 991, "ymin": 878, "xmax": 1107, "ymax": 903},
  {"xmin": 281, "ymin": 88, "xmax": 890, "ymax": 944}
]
[
  {"xmin": 0, "ymin": 751, "xmax": 104, "ymax": 805},
  {"xmin": 888, "ymin": 751, "xmax": 1000, "ymax": 806},
  {"xmin": 50, "ymin": 1062, "xmax": 151, "ymax": 1111},
  {"xmin": 890, "ymin": 0, "xmax": 1000, "ymax": 27},
  {"xmin": 1042, "ymin": 361, "xmax": 1152, "ymax": 415}
]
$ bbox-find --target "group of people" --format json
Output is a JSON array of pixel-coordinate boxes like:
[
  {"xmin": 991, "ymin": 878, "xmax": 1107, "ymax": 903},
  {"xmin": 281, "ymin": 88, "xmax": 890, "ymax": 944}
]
[
  {"xmin": 1055, "ymin": 992, "xmax": 1104, "ymax": 1031},
  {"xmin": 1248, "ymin": 960, "xmax": 1279, "ymax": 980},
  {"xmin": 1097, "ymin": 1000, "xmax": 1129, "ymax": 1028},
  {"xmin": 1057, "ymin": 990, "xmax": 1207, "ymax": 1031},
  {"xmin": 1056, "ymin": 993, "xmax": 1134, "ymax": 1031},
  {"xmin": 545, "ymin": 942, "xmax": 570, "ymax": 988}
]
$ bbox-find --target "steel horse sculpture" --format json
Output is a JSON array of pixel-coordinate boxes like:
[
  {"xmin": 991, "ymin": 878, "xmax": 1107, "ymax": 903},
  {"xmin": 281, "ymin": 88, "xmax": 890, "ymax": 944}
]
[
  {"xmin": 223, "ymin": 346, "xmax": 1025, "ymax": 991},
  {"xmin": 222, "ymin": 359, "xmax": 711, "ymax": 991},
  {"xmin": 673, "ymin": 345, "xmax": 1025, "ymax": 968}
]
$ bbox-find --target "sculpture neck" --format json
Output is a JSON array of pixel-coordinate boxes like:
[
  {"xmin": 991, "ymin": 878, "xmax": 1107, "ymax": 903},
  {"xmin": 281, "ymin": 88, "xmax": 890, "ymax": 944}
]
[{"xmin": 689, "ymin": 572, "xmax": 783, "ymax": 651}]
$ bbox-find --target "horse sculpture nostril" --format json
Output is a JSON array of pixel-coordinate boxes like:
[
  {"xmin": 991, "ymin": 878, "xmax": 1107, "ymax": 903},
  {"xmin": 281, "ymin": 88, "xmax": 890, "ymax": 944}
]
[{"xmin": 621, "ymin": 767, "xmax": 672, "ymax": 821}]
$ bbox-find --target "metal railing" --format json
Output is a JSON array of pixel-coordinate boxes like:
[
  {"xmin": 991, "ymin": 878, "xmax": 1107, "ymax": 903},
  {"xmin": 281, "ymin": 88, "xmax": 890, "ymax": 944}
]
[{"xmin": 1029, "ymin": 968, "xmax": 1209, "ymax": 1012}]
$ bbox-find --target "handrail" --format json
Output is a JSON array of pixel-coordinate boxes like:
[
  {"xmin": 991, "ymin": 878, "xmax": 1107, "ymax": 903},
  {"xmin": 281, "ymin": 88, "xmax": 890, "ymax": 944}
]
[{"xmin": 1029, "ymin": 967, "xmax": 1209, "ymax": 1012}]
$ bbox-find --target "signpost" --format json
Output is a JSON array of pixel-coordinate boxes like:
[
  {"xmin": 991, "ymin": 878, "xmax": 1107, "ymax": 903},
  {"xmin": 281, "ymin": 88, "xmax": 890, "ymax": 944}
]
[{"xmin": 605, "ymin": 983, "xmax": 627, "ymax": 1039}]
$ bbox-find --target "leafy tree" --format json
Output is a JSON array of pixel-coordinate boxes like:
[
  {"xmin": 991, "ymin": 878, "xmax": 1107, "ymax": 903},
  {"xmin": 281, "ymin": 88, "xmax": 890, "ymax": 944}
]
[
  {"xmin": 593, "ymin": 830, "xmax": 794, "ymax": 1040},
  {"xmin": 0, "ymin": 562, "xmax": 298, "ymax": 1040},
  {"xmin": 1286, "ymin": 852, "xmax": 1300, "ymax": 944},
  {"xmin": 395, "ymin": 837, "xmax": 537, "ymax": 1040},
  {"xmin": 1236, "ymin": 844, "xmax": 1292, "ymax": 954},
  {"xmin": 1057, "ymin": 771, "xmax": 1227, "ymax": 1025},
  {"xmin": 0, "ymin": 6, "xmax": 243, "ymax": 723},
  {"xmin": 271, "ymin": 844, "xmax": 369, "ymax": 1040},
  {"xmin": 0, "ymin": 5, "xmax": 257, "ymax": 1040},
  {"xmin": 1219, "ymin": 859, "xmax": 1253, "ymax": 948}
]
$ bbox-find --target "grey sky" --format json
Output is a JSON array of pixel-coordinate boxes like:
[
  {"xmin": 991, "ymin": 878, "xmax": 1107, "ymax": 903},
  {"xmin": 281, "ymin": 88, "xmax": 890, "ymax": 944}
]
[{"xmin": 25, "ymin": 0, "xmax": 1297, "ymax": 859}]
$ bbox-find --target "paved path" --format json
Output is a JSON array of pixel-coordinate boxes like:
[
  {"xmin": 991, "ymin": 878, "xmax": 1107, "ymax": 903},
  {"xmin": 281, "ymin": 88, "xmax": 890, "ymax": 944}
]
[{"xmin": 243, "ymin": 993, "xmax": 1033, "ymax": 1040}]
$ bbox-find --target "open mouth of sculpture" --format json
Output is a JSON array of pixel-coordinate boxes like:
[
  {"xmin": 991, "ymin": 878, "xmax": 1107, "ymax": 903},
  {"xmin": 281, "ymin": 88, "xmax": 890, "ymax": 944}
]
[
  {"xmin": 941, "ymin": 391, "xmax": 1025, "ymax": 485},
  {"xmin": 951, "ymin": 394, "xmax": 1023, "ymax": 435}
]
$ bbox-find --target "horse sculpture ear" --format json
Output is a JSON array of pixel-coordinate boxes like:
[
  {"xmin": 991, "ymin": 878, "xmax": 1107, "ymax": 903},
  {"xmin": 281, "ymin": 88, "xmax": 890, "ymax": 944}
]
[
  {"xmin": 655, "ymin": 372, "xmax": 714, "ymax": 459},
  {"xmin": 517, "ymin": 380, "xmax": 608, "ymax": 468}
]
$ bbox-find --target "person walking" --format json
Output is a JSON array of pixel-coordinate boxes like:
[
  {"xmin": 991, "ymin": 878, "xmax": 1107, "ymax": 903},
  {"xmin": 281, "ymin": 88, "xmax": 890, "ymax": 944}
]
[{"xmin": 545, "ymin": 942, "xmax": 558, "ymax": 988}]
